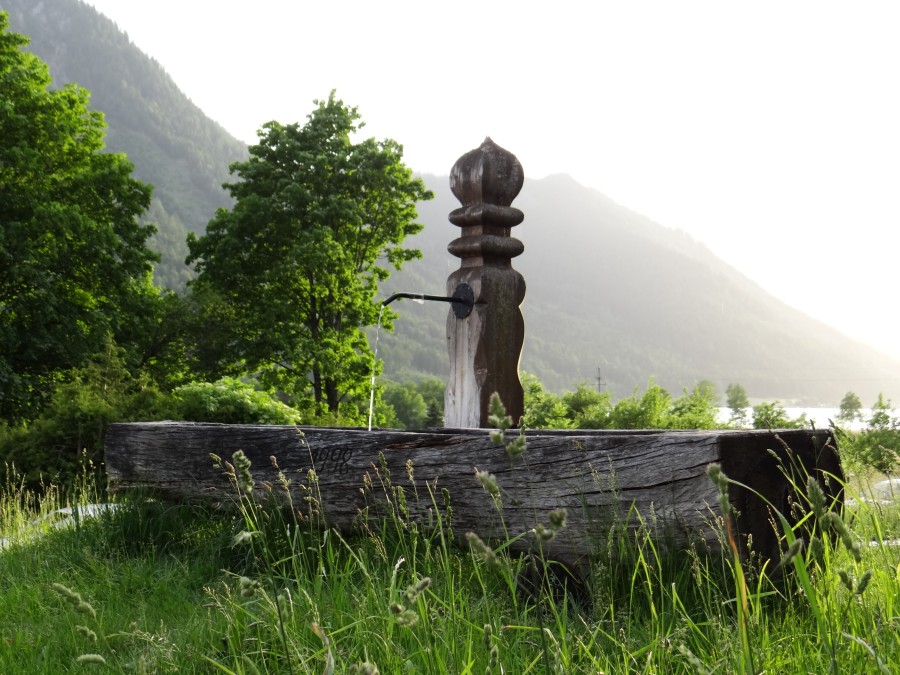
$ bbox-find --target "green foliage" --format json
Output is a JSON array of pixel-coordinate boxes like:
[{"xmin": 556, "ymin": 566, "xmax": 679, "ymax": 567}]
[
  {"xmin": 521, "ymin": 375, "xmax": 722, "ymax": 430},
  {"xmin": 187, "ymin": 92, "xmax": 433, "ymax": 416},
  {"xmin": 868, "ymin": 393, "xmax": 895, "ymax": 431},
  {"xmin": 381, "ymin": 382, "xmax": 427, "ymax": 430},
  {"xmin": 609, "ymin": 380, "xmax": 673, "ymax": 429},
  {"xmin": 0, "ymin": 337, "xmax": 170, "ymax": 488},
  {"xmin": 4, "ymin": 0, "xmax": 248, "ymax": 241},
  {"xmin": 840, "ymin": 394, "xmax": 900, "ymax": 474},
  {"xmin": 521, "ymin": 373, "xmax": 573, "ymax": 429},
  {"xmin": 838, "ymin": 391, "xmax": 864, "ymax": 424},
  {"xmin": 752, "ymin": 401, "xmax": 808, "ymax": 429},
  {"xmin": 0, "ymin": 357, "xmax": 302, "ymax": 489},
  {"xmin": 171, "ymin": 378, "xmax": 302, "ymax": 425},
  {"xmin": 4, "ymin": 436, "xmax": 900, "ymax": 672},
  {"xmin": 726, "ymin": 382, "xmax": 751, "ymax": 427},
  {"xmin": 379, "ymin": 378, "xmax": 446, "ymax": 430},
  {"xmin": 0, "ymin": 14, "xmax": 159, "ymax": 421},
  {"xmin": 668, "ymin": 382, "xmax": 720, "ymax": 429},
  {"xmin": 561, "ymin": 382, "xmax": 613, "ymax": 429}
]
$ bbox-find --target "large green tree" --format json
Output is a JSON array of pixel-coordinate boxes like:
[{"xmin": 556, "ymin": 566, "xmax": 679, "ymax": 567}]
[
  {"xmin": 837, "ymin": 390, "xmax": 863, "ymax": 424},
  {"xmin": 725, "ymin": 382, "xmax": 751, "ymax": 427},
  {"xmin": 187, "ymin": 93, "xmax": 433, "ymax": 417},
  {"xmin": 0, "ymin": 14, "xmax": 157, "ymax": 421}
]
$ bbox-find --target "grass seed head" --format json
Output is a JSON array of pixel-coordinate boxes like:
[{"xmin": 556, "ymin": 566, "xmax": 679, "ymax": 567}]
[
  {"xmin": 232, "ymin": 450, "xmax": 255, "ymax": 493},
  {"xmin": 76, "ymin": 625, "xmax": 98, "ymax": 642},
  {"xmin": 548, "ymin": 508, "xmax": 567, "ymax": 530},
  {"xmin": 466, "ymin": 532, "xmax": 500, "ymax": 570},
  {"xmin": 475, "ymin": 470, "xmax": 500, "ymax": 497},
  {"xmin": 534, "ymin": 523, "xmax": 555, "ymax": 543},
  {"xmin": 855, "ymin": 569, "xmax": 873, "ymax": 596}
]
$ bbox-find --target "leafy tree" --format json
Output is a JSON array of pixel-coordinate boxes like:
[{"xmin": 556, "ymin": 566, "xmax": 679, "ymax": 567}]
[
  {"xmin": 725, "ymin": 383, "xmax": 751, "ymax": 427},
  {"xmin": 839, "ymin": 393, "xmax": 900, "ymax": 474},
  {"xmin": 187, "ymin": 92, "xmax": 432, "ymax": 418},
  {"xmin": 0, "ymin": 14, "xmax": 158, "ymax": 421},
  {"xmin": 517, "ymin": 375, "xmax": 722, "ymax": 430},
  {"xmin": 382, "ymin": 381, "xmax": 428, "ymax": 430},
  {"xmin": 610, "ymin": 380, "xmax": 672, "ymax": 429},
  {"xmin": 561, "ymin": 382, "xmax": 613, "ymax": 429},
  {"xmin": 837, "ymin": 391, "xmax": 864, "ymax": 424},
  {"xmin": 411, "ymin": 376, "xmax": 445, "ymax": 428},
  {"xmin": 695, "ymin": 379, "xmax": 718, "ymax": 404},
  {"xmin": 521, "ymin": 373, "xmax": 573, "ymax": 429},
  {"xmin": 752, "ymin": 401, "xmax": 807, "ymax": 430},
  {"xmin": 868, "ymin": 393, "xmax": 895, "ymax": 431},
  {"xmin": 857, "ymin": 394, "xmax": 900, "ymax": 474},
  {"xmin": 669, "ymin": 383, "xmax": 720, "ymax": 429}
]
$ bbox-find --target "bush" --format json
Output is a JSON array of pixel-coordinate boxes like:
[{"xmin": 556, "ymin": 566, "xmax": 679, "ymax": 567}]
[
  {"xmin": 839, "ymin": 394, "xmax": 900, "ymax": 474},
  {"xmin": 171, "ymin": 378, "xmax": 302, "ymax": 425},
  {"xmin": 0, "ymin": 339, "xmax": 171, "ymax": 489},
  {"xmin": 521, "ymin": 373, "xmax": 573, "ymax": 429},
  {"xmin": 752, "ymin": 401, "xmax": 807, "ymax": 429},
  {"xmin": 381, "ymin": 382, "xmax": 428, "ymax": 430}
]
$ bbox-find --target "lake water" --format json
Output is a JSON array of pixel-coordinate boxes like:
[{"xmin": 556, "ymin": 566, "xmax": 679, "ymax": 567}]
[{"xmin": 717, "ymin": 407, "xmax": 871, "ymax": 431}]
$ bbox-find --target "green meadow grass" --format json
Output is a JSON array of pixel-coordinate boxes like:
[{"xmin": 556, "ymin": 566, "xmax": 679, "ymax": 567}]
[{"xmin": 0, "ymin": 454, "xmax": 898, "ymax": 674}]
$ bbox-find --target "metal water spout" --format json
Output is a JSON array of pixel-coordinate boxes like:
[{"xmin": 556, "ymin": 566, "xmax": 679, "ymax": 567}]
[
  {"xmin": 366, "ymin": 287, "xmax": 475, "ymax": 431},
  {"xmin": 381, "ymin": 285, "xmax": 475, "ymax": 317},
  {"xmin": 444, "ymin": 138, "xmax": 526, "ymax": 428}
]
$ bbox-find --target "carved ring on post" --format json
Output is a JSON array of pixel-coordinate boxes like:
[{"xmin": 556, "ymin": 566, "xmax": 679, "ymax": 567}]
[{"xmin": 451, "ymin": 283, "xmax": 474, "ymax": 319}]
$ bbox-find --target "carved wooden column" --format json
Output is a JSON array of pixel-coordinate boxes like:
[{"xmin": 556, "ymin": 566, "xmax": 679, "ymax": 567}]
[{"xmin": 444, "ymin": 138, "xmax": 526, "ymax": 428}]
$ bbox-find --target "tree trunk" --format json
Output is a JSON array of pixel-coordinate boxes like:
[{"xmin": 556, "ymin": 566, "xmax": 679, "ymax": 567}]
[
  {"xmin": 325, "ymin": 379, "xmax": 340, "ymax": 413},
  {"xmin": 104, "ymin": 424, "xmax": 842, "ymax": 566}
]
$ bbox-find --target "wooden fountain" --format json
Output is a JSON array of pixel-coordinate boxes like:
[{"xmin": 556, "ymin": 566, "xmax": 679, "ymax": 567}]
[{"xmin": 105, "ymin": 139, "xmax": 843, "ymax": 569}]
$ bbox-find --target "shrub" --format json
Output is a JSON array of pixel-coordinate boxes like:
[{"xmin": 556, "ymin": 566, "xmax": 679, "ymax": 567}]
[
  {"xmin": 752, "ymin": 401, "xmax": 807, "ymax": 429},
  {"xmin": 839, "ymin": 394, "xmax": 900, "ymax": 474},
  {"xmin": 171, "ymin": 378, "xmax": 302, "ymax": 425},
  {"xmin": 0, "ymin": 339, "xmax": 171, "ymax": 489}
]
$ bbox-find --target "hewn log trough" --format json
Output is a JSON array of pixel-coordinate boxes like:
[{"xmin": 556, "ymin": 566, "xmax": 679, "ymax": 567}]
[{"xmin": 105, "ymin": 423, "xmax": 843, "ymax": 566}]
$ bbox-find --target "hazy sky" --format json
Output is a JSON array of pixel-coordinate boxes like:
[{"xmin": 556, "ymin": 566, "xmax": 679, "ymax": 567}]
[{"xmin": 84, "ymin": 0, "xmax": 900, "ymax": 361}]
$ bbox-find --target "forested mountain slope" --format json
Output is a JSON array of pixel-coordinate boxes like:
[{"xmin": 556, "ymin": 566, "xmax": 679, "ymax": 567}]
[
  {"xmin": 380, "ymin": 174, "xmax": 900, "ymax": 404},
  {"xmin": 2, "ymin": 0, "xmax": 248, "ymax": 288},
  {"xmin": 4, "ymin": 0, "xmax": 898, "ymax": 404}
]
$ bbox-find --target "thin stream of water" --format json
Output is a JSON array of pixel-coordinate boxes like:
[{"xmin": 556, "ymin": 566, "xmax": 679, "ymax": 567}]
[
  {"xmin": 367, "ymin": 305, "xmax": 385, "ymax": 431},
  {"xmin": 367, "ymin": 298, "xmax": 424, "ymax": 430}
]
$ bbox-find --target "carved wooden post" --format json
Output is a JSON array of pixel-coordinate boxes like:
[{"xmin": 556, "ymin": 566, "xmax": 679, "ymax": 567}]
[{"xmin": 444, "ymin": 138, "xmax": 526, "ymax": 428}]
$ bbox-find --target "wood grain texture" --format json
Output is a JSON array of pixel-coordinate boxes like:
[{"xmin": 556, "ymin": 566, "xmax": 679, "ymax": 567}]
[{"xmin": 105, "ymin": 424, "xmax": 842, "ymax": 565}]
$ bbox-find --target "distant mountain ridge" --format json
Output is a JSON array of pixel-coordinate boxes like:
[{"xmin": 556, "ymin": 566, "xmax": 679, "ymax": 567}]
[
  {"xmin": 2, "ymin": 0, "xmax": 248, "ymax": 287},
  {"xmin": 4, "ymin": 0, "xmax": 899, "ymax": 404},
  {"xmin": 381, "ymin": 173, "xmax": 900, "ymax": 404}
]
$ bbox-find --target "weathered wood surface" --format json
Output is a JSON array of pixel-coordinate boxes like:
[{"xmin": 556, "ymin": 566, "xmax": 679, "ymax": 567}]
[
  {"xmin": 444, "ymin": 138, "xmax": 526, "ymax": 428},
  {"xmin": 105, "ymin": 423, "xmax": 842, "ymax": 564}
]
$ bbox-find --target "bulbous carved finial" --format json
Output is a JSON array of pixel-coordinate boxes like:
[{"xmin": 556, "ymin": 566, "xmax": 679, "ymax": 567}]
[
  {"xmin": 445, "ymin": 139, "xmax": 526, "ymax": 428},
  {"xmin": 450, "ymin": 138, "xmax": 525, "ymax": 208},
  {"xmin": 448, "ymin": 139, "xmax": 525, "ymax": 262}
]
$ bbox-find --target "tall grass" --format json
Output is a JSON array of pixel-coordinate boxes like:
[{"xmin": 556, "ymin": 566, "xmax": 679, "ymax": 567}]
[{"xmin": 1, "ymin": 444, "xmax": 898, "ymax": 673}]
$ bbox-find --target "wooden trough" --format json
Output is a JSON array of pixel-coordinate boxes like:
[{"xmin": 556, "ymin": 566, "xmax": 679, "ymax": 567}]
[
  {"xmin": 105, "ymin": 423, "xmax": 843, "ymax": 567},
  {"xmin": 104, "ymin": 139, "xmax": 844, "ymax": 571}
]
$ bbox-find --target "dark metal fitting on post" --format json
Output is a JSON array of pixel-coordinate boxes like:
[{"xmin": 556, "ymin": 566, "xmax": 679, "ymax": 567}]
[{"xmin": 381, "ymin": 283, "xmax": 475, "ymax": 319}]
